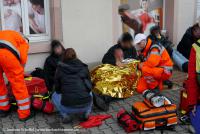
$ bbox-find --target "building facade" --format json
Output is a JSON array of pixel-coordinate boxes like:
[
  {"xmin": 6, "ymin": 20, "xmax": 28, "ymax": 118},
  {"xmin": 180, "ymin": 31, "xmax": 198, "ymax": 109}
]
[{"xmin": 0, "ymin": 0, "xmax": 198, "ymax": 72}]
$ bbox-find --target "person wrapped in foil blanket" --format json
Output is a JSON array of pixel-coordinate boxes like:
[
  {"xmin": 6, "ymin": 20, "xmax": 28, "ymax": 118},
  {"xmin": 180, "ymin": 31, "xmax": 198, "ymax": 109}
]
[{"xmin": 91, "ymin": 60, "xmax": 141, "ymax": 98}]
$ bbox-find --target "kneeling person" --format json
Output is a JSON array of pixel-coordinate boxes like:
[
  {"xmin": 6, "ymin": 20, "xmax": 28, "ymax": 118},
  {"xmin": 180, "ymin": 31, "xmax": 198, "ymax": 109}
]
[
  {"xmin": 134, "ymin": 34, "xmax": 173, "ymax": 107},
  {"xmin": 102, "ymin": 32, "xmax": 137, "ymax": 67},
  {"xmin": 52, "ymin": 48, "xmax": 93, "ymax": 124}
]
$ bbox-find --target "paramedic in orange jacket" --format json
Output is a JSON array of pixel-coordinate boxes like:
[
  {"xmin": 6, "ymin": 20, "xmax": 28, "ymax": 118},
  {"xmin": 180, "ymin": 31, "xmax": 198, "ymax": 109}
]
[
  {"xmin": 134, "ymin": 33, "xmax": 173, "ymax": 94},
  {"xmin": 0, "ymin": 30, "xmax": 31, "ymax": 121}
]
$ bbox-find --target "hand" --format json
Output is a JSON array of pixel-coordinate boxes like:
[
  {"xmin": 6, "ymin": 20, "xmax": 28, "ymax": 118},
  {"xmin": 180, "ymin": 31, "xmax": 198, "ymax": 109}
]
[
  {"xmin": 114, "ymin": 49, "xmax": 124, "ymax": 61},
  {"xmin": 116, "ymin": 61, "xmax": 125, "ymax": 67},
  {"xmin": 192, "ymin": 105, "xmax": 197, "ymax": 116},
  {"xmin": 138, "ymin": 63, "xmax": 143, "ymax": 70}
]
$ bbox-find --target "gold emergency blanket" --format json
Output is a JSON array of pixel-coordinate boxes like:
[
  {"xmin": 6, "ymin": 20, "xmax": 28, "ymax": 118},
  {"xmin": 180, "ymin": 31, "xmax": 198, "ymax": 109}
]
[{"xmin": 91, "ymin": 61, "xmax": 141, "ymax": 98}]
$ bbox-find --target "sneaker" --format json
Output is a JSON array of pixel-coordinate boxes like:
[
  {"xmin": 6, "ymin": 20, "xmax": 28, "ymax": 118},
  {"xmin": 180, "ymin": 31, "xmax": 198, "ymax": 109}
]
[
  {"xmin": 62, "ymin": 115, "xmax": 72, "ymax": 124},
  {"xmin": 0, "ymin": 110, "xmax": 9, "ymax": 118},
  {"xmin": 180, "ymin": 115, "xmax": 190, "ymax": 125},
  {"xmin": 19, "ymin": 111, "xmax": 35, "ymax": 122}
]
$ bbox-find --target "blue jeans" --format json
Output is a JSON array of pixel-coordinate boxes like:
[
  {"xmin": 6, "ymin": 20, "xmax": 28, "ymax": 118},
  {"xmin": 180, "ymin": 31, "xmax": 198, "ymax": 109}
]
[
  {"xmin": 172, "ymin": 50, "xmax": 188, "ymax": 71},
  {"xmin": 52, "ymin": 92, "xmax": 93, "ymax": 117},
  {"xmin": 190, "ymin": 105, "xmax": 200, "ymax": 134}
]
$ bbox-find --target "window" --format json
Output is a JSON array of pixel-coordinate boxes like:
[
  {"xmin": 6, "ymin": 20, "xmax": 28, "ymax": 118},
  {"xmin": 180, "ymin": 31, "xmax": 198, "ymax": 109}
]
[
  {"xmin": 0, "ymin": 0, "xmax": 51, "ymax": 42},
  {"xmin": 197, "ymin": 0, "xmax": 200, "ymax": 20}
]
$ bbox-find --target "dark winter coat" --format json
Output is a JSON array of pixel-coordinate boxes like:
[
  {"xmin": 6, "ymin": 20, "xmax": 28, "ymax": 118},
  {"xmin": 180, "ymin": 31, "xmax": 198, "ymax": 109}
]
[
  {"xmin": 102, "ymin": 44, "xmax": 137, "ymax": 65},
  {"xmin": 54, "ymin": 59, "xmax": 92, "ymax": 107},
  {"xmin": 177, "ymin": 27, "xmax": 197, "ymax": 59},
  {"xmin": 44, "ymin": 54, "xmax": 61, "ymax": 91}
]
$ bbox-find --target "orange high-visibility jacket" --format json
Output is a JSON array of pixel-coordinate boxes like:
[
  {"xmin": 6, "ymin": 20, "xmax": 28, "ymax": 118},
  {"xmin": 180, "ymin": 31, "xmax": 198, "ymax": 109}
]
[
  {"xmin": 0, "ymin": 30, "xmax": 29, "ymax": 65},
  {"xmin": 141, "ymin": 38, "xmax": 173, "ymax": 75}
]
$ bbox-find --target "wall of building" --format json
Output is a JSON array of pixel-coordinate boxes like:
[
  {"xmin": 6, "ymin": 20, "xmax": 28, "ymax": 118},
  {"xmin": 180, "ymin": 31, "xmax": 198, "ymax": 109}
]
[
  {"xmin": 173, "ymin": 0, "xmax": 196, "ymax": 45},
  {"xmin": 61, "ymin": 0, "xmax": 122, "ymax": 67},
  {"xmin": 112, "ymin": 0, "xmax": 123, "ymax": 45},
  {"xmin": 25, "ymin": 53, "xmax": 49, "ymax": 72},
  {"xmin": 165, "ymin": 0, "xmax": 174, "ymax": 42}
]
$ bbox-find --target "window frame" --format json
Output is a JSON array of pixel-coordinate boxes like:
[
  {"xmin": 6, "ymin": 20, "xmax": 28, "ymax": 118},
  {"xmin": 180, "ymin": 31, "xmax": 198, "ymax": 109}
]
[
  {"xmin": 0, "ymin": 0, "xmax": 51, "ymax": 42},
  {"xmin": 29, "ymin": 0, "xmax": 63, "ymax": 54},
  {"xmin": 0, "ymin": 0, "xmax": 63, "ymax": 54},
  {"xmin": 195, "ymin": 0, "xmax": 200, "ymax": 21}
]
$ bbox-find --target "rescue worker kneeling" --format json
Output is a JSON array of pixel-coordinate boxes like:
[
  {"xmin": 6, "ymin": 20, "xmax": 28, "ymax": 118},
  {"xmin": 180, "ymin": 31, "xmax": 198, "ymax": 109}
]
[
  {"xmin": 134, "ymin": 33, "xmax": 173, "ymax": 107},
  {"xmin": 0, "ymin": 30, "xmax": 31, "ymax": 121}
]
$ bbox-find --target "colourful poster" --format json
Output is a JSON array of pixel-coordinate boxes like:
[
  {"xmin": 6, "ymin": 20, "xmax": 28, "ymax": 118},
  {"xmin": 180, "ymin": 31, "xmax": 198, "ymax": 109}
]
[{"xmin": 128, "ymin": 0, "xmax": 163, "ymax": 35}]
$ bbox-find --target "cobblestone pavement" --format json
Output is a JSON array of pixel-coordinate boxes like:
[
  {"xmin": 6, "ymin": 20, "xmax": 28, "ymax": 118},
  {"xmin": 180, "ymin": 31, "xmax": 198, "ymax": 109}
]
[{"xmin": 0, "ymin": 70, "xmax": 195, "ymax": 134}]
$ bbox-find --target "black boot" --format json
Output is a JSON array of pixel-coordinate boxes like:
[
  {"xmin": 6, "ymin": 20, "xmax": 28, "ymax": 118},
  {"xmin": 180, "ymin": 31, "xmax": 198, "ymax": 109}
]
[
  {"xmin": 19, "ymin": 111, "xmax": 35, "ymax": 122},
  {"xmin": 0, "ymin": 110, "xmax": 9, "ymax": 118},
  {"xmin": 93, "ymin": 93, "xmax": 109, "ymax": 111},
  {"xmin": 62, "ymin": 115, "xmax": 72, "ymax": 124},
  {"xmin": 79, "ymin": 113, "xmax": 89, "ymax": 122},
  {"xmin": 164, "ymin": 80, "xmax": 173, "ymax": 89}
]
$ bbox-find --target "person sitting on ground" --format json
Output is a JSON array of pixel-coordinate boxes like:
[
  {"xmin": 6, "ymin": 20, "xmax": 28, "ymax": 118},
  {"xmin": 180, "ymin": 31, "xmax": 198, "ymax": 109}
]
[
  {"xmin": 187, "ymin": 39, "xmax": 200, "ymax": 133},
  {"xmin": 52, "ymin": 48, "xmax": 93, "ymax": 124},
  {"xmin": 149, "ymin": 25, "xmax": 189, "ymax": 73},
  {"xmin": 102, "ymin": 32, "xmax": 137, "ymax": 67},
  {"xmin": 134, "ymin": 33, "xmax": 173, "ymax": 107},
  {"xmin": 177, "ymin": 23, "xmax": 200, "ymax": 60},
  {"xmin": 44, "ymin": 40, "xmax": 64, "ymax": 91}
]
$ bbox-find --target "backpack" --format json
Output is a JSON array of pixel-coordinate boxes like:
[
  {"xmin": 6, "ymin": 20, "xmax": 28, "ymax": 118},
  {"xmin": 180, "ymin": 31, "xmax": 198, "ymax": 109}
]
[
  {"xmin": 31, "ymin": 68, "xmax": 45, "ymax": 79},
  {"xmin": 117, "ymin": 109, "xmax": 140, "ymax": 133},
  {"xmin": 8, "ymin": 77, "xmax": 53, "ymax": 114}
]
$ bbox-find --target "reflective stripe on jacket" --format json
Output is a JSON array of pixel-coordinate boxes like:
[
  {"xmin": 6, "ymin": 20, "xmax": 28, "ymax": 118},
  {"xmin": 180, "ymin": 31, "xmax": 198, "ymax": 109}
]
[
  {"xmin": 0, "ymin": 30, "xmax": 29, "ymax": 65},
  {"xmin": 141, "ymin": 39, "xmax": 173, "ymax": 72}
]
